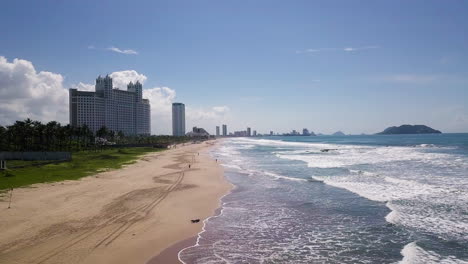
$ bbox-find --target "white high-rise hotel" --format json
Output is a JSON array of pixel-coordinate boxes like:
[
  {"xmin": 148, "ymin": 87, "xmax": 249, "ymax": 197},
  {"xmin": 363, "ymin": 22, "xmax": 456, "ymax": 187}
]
[
  {"xmin": 172, "ymin": 102, "xmax": 185, "ymax": 136},
  {"xmin": 69, "ymin": 75, "xmax": 151, "ymax": 135}
]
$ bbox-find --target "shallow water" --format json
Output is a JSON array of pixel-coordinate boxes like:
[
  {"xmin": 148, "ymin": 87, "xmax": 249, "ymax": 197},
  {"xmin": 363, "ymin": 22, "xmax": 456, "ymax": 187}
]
[{"xmin": 180, "ymin": 134, "xmax": 468, "ymax": 264}]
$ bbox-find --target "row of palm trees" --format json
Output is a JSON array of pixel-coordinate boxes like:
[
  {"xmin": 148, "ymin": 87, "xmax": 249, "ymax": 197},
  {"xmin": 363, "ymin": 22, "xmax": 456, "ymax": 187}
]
[{"xmin": 0, "ymin": 119, "xmax": 191, "ymax": 152}]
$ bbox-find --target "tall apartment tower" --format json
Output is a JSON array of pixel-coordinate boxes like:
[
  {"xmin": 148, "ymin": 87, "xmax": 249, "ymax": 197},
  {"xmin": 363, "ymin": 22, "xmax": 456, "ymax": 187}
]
[
  {"xmin": 247, "ymin": 127, "xmax": 251, "ymax": 137},
  {"xmin": 222, "ymin": 124, "xmax": 227, "ymax": 136},
  {"xmin": 69, "ymin": 75, "xmax": 150, "ymax": 135},
  {"xmin": 216, "ymin": 126, "xmax": 220, "ymax": 136},
  {"xmin": 172, "ymin": 103, "xmax": 186, "ymax": 136}
]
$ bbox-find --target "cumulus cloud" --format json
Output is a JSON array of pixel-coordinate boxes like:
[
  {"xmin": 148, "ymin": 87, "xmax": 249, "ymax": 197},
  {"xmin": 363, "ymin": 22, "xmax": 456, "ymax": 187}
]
[
  {"xmin": 0, "ymin": 56, "xmax": 68, "ymax": 126},
  {"xmin": 143, "ymin": 87, "xmax": 176, "ymax": 134},
  {"xmin": 107, "ymin": 46, "xmax": 138, "ymax": 55},
  {"xmin": 74, "ymin": 82, "xmax": 95, "ymax": 91},
  {"xmin": 109, "ymin": 70, "xmax": 147, "ymax": 89}
]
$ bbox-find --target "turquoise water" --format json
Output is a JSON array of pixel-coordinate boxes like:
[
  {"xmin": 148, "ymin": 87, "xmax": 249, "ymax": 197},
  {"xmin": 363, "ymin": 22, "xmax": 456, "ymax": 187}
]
[{"xmin": 180, "ymin": 134, "xmax": 468, "ymax": 263}]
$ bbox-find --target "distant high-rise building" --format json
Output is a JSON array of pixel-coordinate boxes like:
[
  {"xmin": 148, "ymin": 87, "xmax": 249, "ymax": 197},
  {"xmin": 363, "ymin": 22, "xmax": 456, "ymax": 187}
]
[
  {"xmin": 247, "ymin": 127, "xmax": 251, "ymax": 137},
  {"xmin": 172, "ymin": 103, "xmax": 185, "ymax": 136},
  {"xmin": 253, "ymin": 130, "xmax": 257, "ymax": 136},
  {"xmin": 69, "ymin": 75, "xmax": 150, "ymax": 135},
  {"xmin": 222, "ymin": 124, "xmax": 227, "ymax": 136},
  {"xmin": 233, "ymin": 130, "xmax": 248, "ymax": 137},
  {"xmin": 270, "ymin": 131, "xmax": 273, "ymax": 136},
  {"xmin": 216, "ymin": 126, "xmax": 220, "ymax": 136}
]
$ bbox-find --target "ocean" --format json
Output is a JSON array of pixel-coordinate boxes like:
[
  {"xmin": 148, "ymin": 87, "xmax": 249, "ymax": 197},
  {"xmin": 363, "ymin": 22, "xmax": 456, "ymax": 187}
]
[{"xmin": 179, "ymin": 134, "xmax": 468, "ymax": 264}]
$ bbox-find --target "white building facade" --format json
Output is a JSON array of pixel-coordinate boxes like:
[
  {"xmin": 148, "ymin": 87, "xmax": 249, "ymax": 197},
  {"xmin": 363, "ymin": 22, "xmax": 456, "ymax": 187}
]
[
  {"xmin": 172, "ymin": 102, "xmax": 186, "ymax": 136},
  {"xmin": 69, "ymin": 75, "xmax": 151, "ymax": 135}
]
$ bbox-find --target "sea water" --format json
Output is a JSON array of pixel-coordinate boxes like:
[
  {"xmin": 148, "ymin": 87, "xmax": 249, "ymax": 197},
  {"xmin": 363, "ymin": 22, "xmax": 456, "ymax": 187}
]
[{"xmin": 179, "ymin": 134, "xmax": 468, "ymax": 263}]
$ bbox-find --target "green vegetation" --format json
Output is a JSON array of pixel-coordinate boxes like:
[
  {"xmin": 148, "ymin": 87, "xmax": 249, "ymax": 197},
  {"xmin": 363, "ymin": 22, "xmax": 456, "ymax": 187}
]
[
  {"xmin": 0, "ymin": 147, "xmax": 162, "ymax": 190},
  {"xmin": 0, "ymin": 118, "xmax": 192, "ymax": 152}
]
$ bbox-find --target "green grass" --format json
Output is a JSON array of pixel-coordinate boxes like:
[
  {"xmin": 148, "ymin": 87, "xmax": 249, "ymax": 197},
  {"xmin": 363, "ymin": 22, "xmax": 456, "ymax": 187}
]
[{"xmin": 0, "ymin": 147, "xmax": 163, "ymax": 190}]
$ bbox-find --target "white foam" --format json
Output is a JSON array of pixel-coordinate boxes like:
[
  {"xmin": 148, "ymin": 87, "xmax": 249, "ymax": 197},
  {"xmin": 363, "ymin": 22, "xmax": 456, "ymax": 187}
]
[
  {"xmin": 398, "ymin": 242, "xmax": 468, "ymax": 264},
  {"xmin": 214, "ymin": 137, "xmax": 468, "ymax": 262},
  {"xmin": 178, "ymin": 189, "xmax": 233, "ymax": 264}
]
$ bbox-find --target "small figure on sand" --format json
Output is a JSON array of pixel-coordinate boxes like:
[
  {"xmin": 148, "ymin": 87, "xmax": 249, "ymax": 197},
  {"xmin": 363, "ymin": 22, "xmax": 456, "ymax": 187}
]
[{"xmin": 189, "ymin": 164, "xmax": 191, "ymax": 169}]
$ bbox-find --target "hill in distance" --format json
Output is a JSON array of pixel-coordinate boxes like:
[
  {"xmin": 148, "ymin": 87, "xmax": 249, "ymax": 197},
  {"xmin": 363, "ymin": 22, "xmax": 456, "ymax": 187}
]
[
  {"xmin": 377, "ymin": 125, "xmax": 442, "ymax": 135},
  {"xmin": 332, "ymin": 131, "xmax": 346, "ymax": 136}
]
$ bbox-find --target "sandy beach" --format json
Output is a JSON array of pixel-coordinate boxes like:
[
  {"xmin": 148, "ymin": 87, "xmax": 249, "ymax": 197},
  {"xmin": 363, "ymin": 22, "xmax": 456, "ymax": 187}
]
[{"xmin": 0, "ymin": 141, "xmax": 231, "ymax": 264}]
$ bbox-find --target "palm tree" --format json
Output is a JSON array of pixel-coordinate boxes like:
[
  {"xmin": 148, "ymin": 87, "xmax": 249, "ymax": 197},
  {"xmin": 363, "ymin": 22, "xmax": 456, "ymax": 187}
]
[
  {"xmin": 96, "ymin": 126, "xmax": 109, "ymax": 139},
  {"xmin": 32, "ymin": 120, "xmax": 45, "ymax": 151},
  {"xmin": 0, "ymin": 126, "xmax": 6, "ymax": 151},
  {"xmin": 117, "ymin": 131, "xmax": 124, "ymax": 144}
]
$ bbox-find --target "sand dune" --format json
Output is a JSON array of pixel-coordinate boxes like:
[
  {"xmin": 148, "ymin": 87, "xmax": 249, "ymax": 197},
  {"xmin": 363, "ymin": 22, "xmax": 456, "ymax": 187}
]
[{"xmin": 0, "ymin": 141, "xmax": 231, "ymax": 264}]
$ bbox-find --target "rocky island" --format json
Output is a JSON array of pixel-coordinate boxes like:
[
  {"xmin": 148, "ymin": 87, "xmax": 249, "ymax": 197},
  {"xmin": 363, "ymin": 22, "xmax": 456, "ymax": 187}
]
[
  {"xmin": 377, "ymin": 125, "xmax": 442, "ymax": 134},
  {"xmin": 332, "ymin": 131, "xmax": 346, "ymax": 136}
]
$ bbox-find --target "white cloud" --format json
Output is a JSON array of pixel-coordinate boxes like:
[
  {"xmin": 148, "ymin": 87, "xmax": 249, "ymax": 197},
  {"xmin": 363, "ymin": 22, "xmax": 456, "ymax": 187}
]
[
  {"xmin": 87, "ymin": 45, "xmax": 95, "ymax": 49},
  {"xmin": 143, "ymin": 86, "xmax": 176, "ymax": 134},
  {"xmin": 297, "ymin": 46, "xmax": 379, "ymax": 54},
  {"xmin": 187, "ymin": 106, "xmax": 230, "ymax": 121},
  {"xmin": 74, "ymin": 82, "xmax": 95, "ymax": 91},
  {"xmin": 109, "ymin": 70, "xmax": 147, "ymax": 89},
  {"xmin": 381, "ymin": 74, "xmax": 439, "ymax": 84},
  {"xmin": 0, "ymin": 56, "xmax": 68, "ymax": 126},
  {"xmin": 107, "ymin": 46, "xmax": 138, "ymax": 55},
  {"xmin": 212, "ymin": 106, "xmax": 230, "ymax": 114}
]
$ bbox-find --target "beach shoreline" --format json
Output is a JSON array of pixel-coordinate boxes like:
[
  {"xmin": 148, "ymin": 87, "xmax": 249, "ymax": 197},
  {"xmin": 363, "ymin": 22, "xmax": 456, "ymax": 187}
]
[{"xmin": 0, "ymin": 140, "xmax": 231, "ymax": 264}]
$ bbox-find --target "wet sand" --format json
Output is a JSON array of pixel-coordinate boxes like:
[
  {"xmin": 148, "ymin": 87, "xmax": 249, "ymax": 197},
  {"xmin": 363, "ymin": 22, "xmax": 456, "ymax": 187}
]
[{"xmin": 0, "ymin": 141, "xmax": 231, "ymax": 264}]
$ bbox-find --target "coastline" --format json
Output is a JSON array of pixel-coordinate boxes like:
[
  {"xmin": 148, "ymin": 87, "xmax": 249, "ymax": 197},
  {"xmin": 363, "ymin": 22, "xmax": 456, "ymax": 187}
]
[
  {"xmin": 149, "ymin": 198, "xmax": 230, "ymax": 264},
  {"xmin": 0, "ymin": 140, "xmax": 232, "ymax": 264}
]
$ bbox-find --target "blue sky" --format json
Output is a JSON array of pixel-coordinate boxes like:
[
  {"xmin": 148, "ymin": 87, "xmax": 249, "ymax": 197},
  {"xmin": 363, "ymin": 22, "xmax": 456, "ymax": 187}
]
[{"xmin": 1, "ymin": 0, "xmax": 468, "ymax": 134}]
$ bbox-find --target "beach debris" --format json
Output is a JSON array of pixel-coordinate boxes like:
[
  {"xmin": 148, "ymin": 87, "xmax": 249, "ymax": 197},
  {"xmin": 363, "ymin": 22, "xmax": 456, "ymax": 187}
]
[
  {"xmin": 320, "ymin": 149, "xmax": 338, "ymax": 152},
  {"xmin": 191, "ymin": 219, "xmax": 200, "ymax": 223}
]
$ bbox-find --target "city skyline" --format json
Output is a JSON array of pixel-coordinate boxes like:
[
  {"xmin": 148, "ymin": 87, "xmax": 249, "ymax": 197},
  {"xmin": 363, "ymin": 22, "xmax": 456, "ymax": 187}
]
[{"xmin": 1, "ymin": 1, "xmax": 468, "ymax": 134}]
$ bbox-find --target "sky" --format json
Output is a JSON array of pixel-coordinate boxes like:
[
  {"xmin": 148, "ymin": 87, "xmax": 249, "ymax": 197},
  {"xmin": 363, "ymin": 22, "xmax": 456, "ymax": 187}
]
[{"xmin": 1, "ymin": 0, "xmax": 468, "ymax": 135}]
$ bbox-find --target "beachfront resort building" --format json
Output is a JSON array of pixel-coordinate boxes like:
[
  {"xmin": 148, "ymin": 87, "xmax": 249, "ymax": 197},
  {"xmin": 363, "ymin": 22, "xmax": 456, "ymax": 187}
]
[
  {"xmin": 216, "ymin": 126, "xmax": 220, "ymax": 136},
  {"xmin": 172, "ymin": 102, "xmax": 186, "ymax": 136},
  {"xmin": 187, "ymin": 127, "xmax": 210, "ymax": 137},
  {"xmin": 222, "ymin": 124, "xmax": 227, "ymax": 136},
  {"xmin": 247, "ymin": 127, "xmax": 251, "ymax": 137},
  {"xmin": 69, "ymin": 75, "xmax": 151, "ymax": 135}
]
